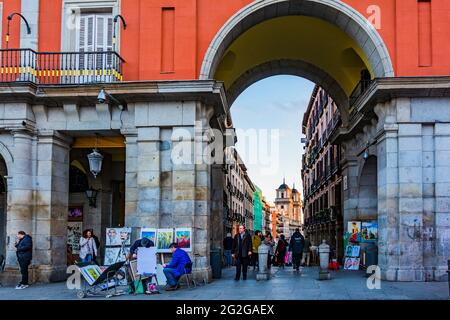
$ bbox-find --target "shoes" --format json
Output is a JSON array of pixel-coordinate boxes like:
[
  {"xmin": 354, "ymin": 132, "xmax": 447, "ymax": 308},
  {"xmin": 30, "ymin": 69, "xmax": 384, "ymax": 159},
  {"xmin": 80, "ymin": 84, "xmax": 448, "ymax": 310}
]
[
  {"xmin": 165, "ymin": 285, "xmax": 178, "ymax": 291},
  {"xmin": 234, "ymin": 278, "xmax": 239, "ymax": 281},
  {"xmin": 15, "ymin": 284, "xmax": 29, "ymax": 290},
  {"xmin": 243, "ymin": 277, "xmax": 247, "ymax": 281}
]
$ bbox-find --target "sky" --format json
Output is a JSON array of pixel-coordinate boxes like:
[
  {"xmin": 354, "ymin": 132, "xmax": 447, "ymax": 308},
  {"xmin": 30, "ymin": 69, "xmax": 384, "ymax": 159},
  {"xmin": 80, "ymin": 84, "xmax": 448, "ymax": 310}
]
[{"xmin": 230, "ymin": 75, "xmax": 315, "ymax": 203}]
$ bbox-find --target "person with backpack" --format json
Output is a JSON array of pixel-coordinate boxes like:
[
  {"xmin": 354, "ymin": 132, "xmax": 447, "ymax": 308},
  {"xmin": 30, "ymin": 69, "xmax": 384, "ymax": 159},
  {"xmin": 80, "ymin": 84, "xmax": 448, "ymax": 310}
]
[{"xmin": 289, "ymin": 228, "xmax": 305, "ymax": 272}]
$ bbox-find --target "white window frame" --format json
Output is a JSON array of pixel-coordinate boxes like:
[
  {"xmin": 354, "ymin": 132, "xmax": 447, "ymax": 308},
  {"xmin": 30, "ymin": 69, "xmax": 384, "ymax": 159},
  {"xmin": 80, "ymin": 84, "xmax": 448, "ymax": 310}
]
[{"xmin": 61, "ymin": 0, "xmax": 120, "ymax": 53}]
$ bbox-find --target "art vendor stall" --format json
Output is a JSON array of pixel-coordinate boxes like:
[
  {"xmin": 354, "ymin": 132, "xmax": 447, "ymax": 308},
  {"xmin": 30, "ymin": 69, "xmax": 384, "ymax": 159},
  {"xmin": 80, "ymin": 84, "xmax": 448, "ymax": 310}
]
[{"xmin": 343, "ymin": 220, "xmax": 378, "ymax": 271}]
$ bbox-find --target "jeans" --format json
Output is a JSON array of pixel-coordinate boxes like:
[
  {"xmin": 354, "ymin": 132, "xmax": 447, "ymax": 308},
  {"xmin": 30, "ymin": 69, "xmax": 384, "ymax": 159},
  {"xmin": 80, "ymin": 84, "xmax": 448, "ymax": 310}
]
[
  {"xmin": 18, "ymin": 259, "xmax": 31, "ymax": 285},
  {"xmin": 81, "ymin": 254, "xmax": 93, "ymax": 264},
  {"xmin": 292, "ymin": 253, "xmax": 302, "ymax": 270},
  {"xmin": 251, "ymin": 253, "xmax": 259, "ymax": 269},
  {"xmin": 163, "ymin": 268, "xmax": 180, "ymax": 287},
  {"xmin": 224, "ymin": 250, "xmax": 232, "ymax": 267},
  {"xmin": 235, "ymin": 256, "xmax": 249, "ymax": 280},
  {"xmin": 301, "ymin": 252, "xmax": 310, "ymax": 266}
]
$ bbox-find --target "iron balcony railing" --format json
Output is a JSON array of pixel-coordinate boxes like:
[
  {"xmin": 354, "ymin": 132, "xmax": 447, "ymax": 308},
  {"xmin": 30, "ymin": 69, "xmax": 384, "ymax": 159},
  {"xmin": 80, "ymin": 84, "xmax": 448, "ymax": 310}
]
[{"xmin": 0, "ymin": 49, "xmax": 125, "ymax": 84}]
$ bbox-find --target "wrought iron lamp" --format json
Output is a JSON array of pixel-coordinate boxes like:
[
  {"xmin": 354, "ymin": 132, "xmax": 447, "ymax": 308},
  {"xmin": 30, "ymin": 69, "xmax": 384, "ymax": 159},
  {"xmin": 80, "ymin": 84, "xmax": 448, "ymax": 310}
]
[
  {"xmin": 6, "ymin": 13, "xmax": 31, "ymax": 49},
  {"xmin": 85, "ymin": 187, "xmax": 99, "ymax": 208}
]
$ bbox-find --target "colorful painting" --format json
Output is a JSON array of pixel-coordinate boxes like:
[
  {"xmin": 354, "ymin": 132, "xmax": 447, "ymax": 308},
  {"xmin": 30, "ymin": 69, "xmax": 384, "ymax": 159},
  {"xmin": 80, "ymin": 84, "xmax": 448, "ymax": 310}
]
[
  {"xmin": 361, "ymin": 221, "xmax": 378, "ymax": 242},
  {"xmin": 67, "ymin": 222, "xmax": 83, "ymax": 254},
  {"xmin": 80, "ymin": 265, "xmax": 102, "ymax": 285},
  {"xmin": 175, "ymin": 228, "xmax": 192, "ymax": 252},
  {"xmin": 156, "ymin": 229, "xmax": 174, "ymax": 253},
  {"xmin": 347, "ymin": 221, "xmax": 361, "ymax": 243},
  {"xmin": 345, "ymin": 245, "xmax": 361, "ymax": 258},
  {"xmin": 106, "ymin": 227, "xmax": 132, "ymax": 246},
  {"xmin": 68, "ymin": 206, "xmax": 83, "ymax": 222},
  {"xmin": 344, "ymin": 257, "xmax": 360, "ymax": 271},
  {"xmin": 141, "ymin": 228, "xmax": 157, "ymax": 245}
]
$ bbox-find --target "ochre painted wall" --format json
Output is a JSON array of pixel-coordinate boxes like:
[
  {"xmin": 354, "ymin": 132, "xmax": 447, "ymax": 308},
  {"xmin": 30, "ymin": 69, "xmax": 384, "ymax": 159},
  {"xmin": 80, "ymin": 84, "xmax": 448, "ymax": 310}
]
[{"xmin": 5, "ymin": 0, "xmax": 450, "ymax": 80}]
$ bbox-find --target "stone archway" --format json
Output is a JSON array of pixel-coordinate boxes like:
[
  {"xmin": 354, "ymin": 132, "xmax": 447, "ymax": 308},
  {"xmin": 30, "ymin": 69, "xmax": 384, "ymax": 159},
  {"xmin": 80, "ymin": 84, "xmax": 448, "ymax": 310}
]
[{"xmin": 200, "ymin": 0, "xmax": 394, "ymax": 123}]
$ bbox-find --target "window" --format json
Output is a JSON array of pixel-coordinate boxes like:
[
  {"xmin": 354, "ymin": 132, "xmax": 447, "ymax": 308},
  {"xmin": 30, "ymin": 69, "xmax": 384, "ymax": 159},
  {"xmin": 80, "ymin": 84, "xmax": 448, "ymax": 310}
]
[{"xmin": 77, "ymin": 13, "xmax": 113, "ymax": 68}]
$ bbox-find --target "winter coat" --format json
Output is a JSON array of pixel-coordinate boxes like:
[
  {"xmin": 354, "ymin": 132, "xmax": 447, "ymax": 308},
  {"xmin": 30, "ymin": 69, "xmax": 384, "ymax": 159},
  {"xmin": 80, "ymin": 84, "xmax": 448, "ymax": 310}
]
[
  {"xmin": 252, "ymin": 235, "xmax": 262, "ymax": 253},
  {"xmin": 223, "ymin": 236, "xmax": 233, "ymax": 251},
  {"xmin": 79, "ymin": 237, "xmax": 98, "ymax": 259},
  {"xmin": 232, "ymin": 231, "xmax": 252, "ymax": 258},
  {"xmin": 289, "ymin": 232, "xmax": 305, "ymax": 254},
  {"xmin": 16, "ymin": 235, "xmax": 33, "ymax": 262},
  {"xmin": 166, "ymin": 248, "xmax": 192, "ymax": 278}
]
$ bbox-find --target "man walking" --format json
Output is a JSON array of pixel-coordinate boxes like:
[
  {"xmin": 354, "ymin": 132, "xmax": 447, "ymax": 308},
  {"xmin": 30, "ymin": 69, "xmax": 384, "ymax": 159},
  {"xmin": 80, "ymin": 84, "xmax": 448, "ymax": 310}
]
[
  {"xmin": 15, "ymin": 231, "xmax": 33, "ymax": 289},
  {"xmin": 289, "ymin": 228, "xmax": 305, "ymax": 273},
  {"xmin": 223, "ymin": 233, "xmax": 233, "ymax": 267},
  {"xmin": 232, "ymin": 225, "xmax": 252, "ymax": 280},
  {"xmin": 251, "ymin": 230, "xmax": 262, "ymax": 271},
  {"xmin": 301, "ymin": 235, "xmax": 312, "ymax": 267}
]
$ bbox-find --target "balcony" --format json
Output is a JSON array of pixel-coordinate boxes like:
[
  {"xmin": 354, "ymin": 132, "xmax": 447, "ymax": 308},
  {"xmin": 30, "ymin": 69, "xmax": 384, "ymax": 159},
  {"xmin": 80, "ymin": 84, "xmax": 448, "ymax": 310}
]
[{"xmin": 0, "ymin": 49, "xmax": 124, "ymax": 85}]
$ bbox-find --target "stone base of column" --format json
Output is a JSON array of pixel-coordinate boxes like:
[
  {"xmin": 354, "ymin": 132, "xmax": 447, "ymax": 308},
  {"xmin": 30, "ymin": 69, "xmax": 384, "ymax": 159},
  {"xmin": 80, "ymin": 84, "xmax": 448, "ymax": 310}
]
[
  {"xmin": 381, "ymin": 266, "xmax": 434, "ymax": 282},
  {"xmin": 0, "ymin": 265, "xmax": 67, "ymax": 286},
  {"xmin": 192, "ymin": 266, "xmax": 212, "ymax": 284},
  {"xmin": 426, "ymin": 266, "xmax": 448, "ymax": 282},
  {"xmin": 318, "ymin": 271, "xmax": 331, "ymax": 280}
]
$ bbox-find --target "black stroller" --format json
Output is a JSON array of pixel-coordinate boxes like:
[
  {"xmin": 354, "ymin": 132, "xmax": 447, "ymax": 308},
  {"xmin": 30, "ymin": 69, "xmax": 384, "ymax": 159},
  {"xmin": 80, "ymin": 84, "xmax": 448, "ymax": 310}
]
[{"xmin": 76, "ymin": 261, "xmax": 127, "ymax": 299}]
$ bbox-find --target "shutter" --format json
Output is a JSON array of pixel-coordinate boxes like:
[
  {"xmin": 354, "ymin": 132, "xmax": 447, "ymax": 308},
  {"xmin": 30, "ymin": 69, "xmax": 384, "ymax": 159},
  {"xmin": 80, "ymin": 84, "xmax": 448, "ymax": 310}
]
[{"xmin": 96, "ymin": 15, "xmax": 105, "ymax": 69}]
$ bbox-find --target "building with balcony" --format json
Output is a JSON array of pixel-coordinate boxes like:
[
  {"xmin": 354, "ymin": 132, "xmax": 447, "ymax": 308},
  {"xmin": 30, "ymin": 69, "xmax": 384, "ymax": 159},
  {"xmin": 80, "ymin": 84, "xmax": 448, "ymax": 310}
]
[
  {"xmin": 302, "ymin": 86, "xmax": 344, "ymax": 261},
  {"xmin": 223, "ymin": 147, "xmax": 255, "ymax": 236}
]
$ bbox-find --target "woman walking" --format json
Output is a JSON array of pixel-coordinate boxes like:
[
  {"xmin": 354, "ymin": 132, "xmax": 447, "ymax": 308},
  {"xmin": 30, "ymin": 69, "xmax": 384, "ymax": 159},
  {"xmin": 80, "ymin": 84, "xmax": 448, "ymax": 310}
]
[
  {"xmin": 275, "ymin": 234, "xmax": 288, "ymax": 269},
  {"xmin": 263, "ymin": 232, "xmax": 275, "ymax": 270},
  {"xmin": 79, "ymin": 229, "xmax": 98, "ymax": 264}
]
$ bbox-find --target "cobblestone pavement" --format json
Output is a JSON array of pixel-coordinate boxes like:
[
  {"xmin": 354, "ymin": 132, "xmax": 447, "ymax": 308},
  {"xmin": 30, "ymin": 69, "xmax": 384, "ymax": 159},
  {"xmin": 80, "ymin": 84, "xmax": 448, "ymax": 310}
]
[{"xmin": 0, "ymin": 266, "xmax": 448, "ymax": 300}]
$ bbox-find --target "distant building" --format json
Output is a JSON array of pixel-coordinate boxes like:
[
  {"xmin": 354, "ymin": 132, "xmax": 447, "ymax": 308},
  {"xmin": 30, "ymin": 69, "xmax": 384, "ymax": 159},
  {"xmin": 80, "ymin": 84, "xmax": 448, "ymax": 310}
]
[
  {"xmin": 223, "ymin": 147, "xmax": 255, "ymax": 236},
  {"xmin": 302, "ymin": 85, "xmax": 344, "ymax": 261},
  {"xmin": 274, "ymin": 179, "xmax": 302, "ymax": 237}
]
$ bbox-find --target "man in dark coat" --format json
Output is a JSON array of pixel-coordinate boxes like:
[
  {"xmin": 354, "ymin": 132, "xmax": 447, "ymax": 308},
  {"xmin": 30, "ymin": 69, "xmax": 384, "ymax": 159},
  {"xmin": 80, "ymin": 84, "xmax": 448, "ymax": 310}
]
[
  {"xmin": 231, "ymin": 225, "xmax": 252, "ymax": 280},
  {"xmin": 289, "ymin": 228, "xmax": 305, "ymax": 272},
  {"xmin": 15, "ymin": 231, "xmax": 33, "ymax": 289},
  {"xmin": 128, "ymin": 237, "xmax": 155, "ymax": 259}
]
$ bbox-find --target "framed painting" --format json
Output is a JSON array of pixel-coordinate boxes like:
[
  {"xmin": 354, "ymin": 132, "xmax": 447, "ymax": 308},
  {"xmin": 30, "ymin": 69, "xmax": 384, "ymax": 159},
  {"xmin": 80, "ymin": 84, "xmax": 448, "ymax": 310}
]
[
  {"xmin": 347, "ymin": 221, "xmax": 361, "ymax": 243},
  {"xmin": 106, "ymin": 227, "xmax": 132, "ymax": 246},
  {"xmin": 156, "ymin": 228, "xmax": 174, "ymax": 253},
  {"xmin": 141, "ymin": 228, "xmax": 157, "ymax": 245},
  {"xmin": 67, "ymin": 222, "xmax": 83, "ymax": 254},
  {"xmin": 361, "ymin": 221, "xmax": 378, "ymax": 242},
  {"xmin": 175, "ymin": 228, "xmax": 192, "ymax": 252}
]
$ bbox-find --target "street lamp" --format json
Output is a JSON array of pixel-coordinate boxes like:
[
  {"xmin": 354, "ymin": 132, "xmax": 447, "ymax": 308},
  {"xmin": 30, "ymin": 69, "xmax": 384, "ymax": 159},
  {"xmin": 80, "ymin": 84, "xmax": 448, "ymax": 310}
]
[
  {"xmin": 6, "ymin": 13, "xmax": 31, "ymax": 49},
  {"xmin": 85, "ymin": 187, "xmax": 99, "ymax": 208},
  {"xmin": 113, "ymin": 15, "xmax": 127, "ymax": 52},
  {"xmin": 87, "ymin": 148, "xmax": 103, "ymax": 178}
]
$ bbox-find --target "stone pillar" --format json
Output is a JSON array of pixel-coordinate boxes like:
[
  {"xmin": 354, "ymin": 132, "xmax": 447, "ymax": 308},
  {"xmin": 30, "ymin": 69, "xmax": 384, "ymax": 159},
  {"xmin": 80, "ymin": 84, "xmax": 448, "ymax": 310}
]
[
  {"xmin": 123, "ymin": 129, "xmax": 139, "ymax": 234},
  {"xmin": 5, "ymin": 130, "xmax": 34, "ymax": 269},
  {"xmin": 341, "ymin": 155, "xmax": 359, "ymax": 228},
  {"xmin": 210, "ymin": 164, "xmax": 224, "ymax": 250},
  {"xmin": 434, "ymin": 123, "xmax": 450, "ymax": 280},
  {"xmin": 34, "ymin": 130, "xmax": 71, "ymax": 282}
]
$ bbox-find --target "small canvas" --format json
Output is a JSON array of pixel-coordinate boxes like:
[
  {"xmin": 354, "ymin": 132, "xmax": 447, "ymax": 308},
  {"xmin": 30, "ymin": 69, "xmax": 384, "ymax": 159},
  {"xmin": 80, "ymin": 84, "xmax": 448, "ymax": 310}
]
[
  {"xmin": 175, "ymin": 228, "xmax": 192, "ymax": 252},
  {"xmin": 141, "ymin": 228, "xmax": 157, "ymax": 245},
  {"xmin": 361, "ymin": 221, "xmax": 378, "ymax": 242},
  {"xmin": 344, "ymin": 257, "xmax": 360, "ymax": 270},
  {"xmin": 137, "ymin": 247, "xmax": 157, "ymax": 276},
  {"xmin": 345, "ymin": 245, "xmax": 361, "ymax": 258},
  {"xmin": 80, "ymin": 264, "xmax": 102, "ymax": 285},
  {"xmin": 106, "ymin": 227, "xmax": 132, "ymax": 246},
  {"xmin": 156, "ymin": 264, "xmax": 167, "ymax": 286},
  {"xmin": 347, "ymin": 221, "xmax": 361, "ymax": 243},
  {"xmin": 156, "ymin": 228, "xmax": 174, "ymax": 253}
]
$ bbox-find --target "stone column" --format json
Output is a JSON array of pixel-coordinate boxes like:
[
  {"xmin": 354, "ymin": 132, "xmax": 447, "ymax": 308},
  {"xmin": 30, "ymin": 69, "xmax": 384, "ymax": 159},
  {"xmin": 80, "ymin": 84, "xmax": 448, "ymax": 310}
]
[
  {"xmin": 5, "ymin": 130, "xmax": 35, "ymax": 269},
  {"xmin": 34, "ymin": 130, "xmax": 71, "ymax": 282},
  {"xmin": 210, "ymin": 164, "xmax": 224, "ymax": 250},
  {"xmin": 122, "ymin": 129, "xmax": 139, "ymax": 235},
  {"xmin": 434, "ymin": 123, "xmax": 450, "ymax": 280},
  {"xmin": 341, "ymin": 154, "xmax": 359, "ymax": 228}
]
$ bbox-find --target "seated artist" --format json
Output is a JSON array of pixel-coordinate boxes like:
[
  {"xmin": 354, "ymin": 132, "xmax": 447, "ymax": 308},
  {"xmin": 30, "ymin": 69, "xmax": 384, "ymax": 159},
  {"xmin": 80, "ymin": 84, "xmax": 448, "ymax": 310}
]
[
  {"xmin": 162, "ymin": 243, "xmax": 192, "ymax": 291},
  {"xmin": 128, "ymin": 237, "xmax": 155, "ymax": 260}
]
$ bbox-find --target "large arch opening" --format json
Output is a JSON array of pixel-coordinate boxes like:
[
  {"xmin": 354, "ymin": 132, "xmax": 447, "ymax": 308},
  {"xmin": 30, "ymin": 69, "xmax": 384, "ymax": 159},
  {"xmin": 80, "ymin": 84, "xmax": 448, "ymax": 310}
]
[{"xmin": 201, "ymin": 0, "xmax": 394, "ymax": 125}]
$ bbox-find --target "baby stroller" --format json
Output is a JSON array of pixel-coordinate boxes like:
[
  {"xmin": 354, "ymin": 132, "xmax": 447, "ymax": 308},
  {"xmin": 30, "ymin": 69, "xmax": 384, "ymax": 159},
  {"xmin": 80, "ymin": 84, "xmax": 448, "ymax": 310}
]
[{"xmin": 76, "ymin": 261, "xmax": 127, "ymax": 299}]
